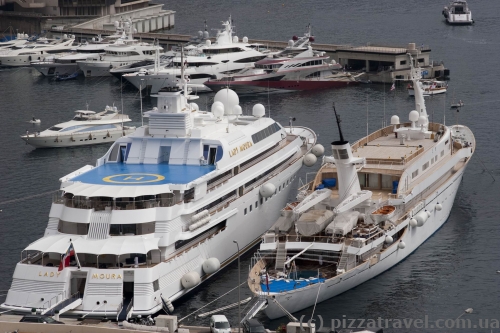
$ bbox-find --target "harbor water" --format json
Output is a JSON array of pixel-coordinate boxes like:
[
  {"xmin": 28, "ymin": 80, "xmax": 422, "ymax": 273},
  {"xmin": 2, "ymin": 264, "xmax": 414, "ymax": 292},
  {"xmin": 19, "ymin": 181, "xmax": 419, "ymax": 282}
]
[{"xmin": 1, "ymin": 0, "xmax": 499, "ymax": 331}]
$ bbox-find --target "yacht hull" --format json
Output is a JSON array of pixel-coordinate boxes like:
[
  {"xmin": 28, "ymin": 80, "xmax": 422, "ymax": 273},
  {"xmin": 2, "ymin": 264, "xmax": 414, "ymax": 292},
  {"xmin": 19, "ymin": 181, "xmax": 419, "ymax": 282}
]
[
  {"xmin": 205, "ymin": 79, "xmax": 358, "ymax": 95},
  {"xmin": 21, "ymin": 128, "xmax": 135, "ymax": 148},
  {"xmin": 261, "ymin": 166, "xmax": 467, "ymax": 319},
  {"xmin": 0, "ymin": 54, "xmax": 50, "ymax": 67},
  {"xmin": 31, "ymin": 62, "xmax": 80, "ymax": 77},
  {"xmin": 125, "ymin": 73, "xmax": 212, "ymax": 93},
  {"xmin": 1, "ymin": 152, "xmax": 305, "ymax": 316}
]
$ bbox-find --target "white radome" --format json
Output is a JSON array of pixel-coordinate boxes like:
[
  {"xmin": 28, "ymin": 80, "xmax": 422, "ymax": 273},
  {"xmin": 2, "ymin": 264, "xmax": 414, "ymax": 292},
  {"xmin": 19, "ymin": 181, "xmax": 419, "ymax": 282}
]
[
  {"xmin": 409, "ymin": 110, "xmax": 420, "ymax": 122},
  {"xmin": 202, "ymin": 258, "xmax": 221, "ymax": 274},
  {"xmin": 260, "ymin": 183, "xmax": 276, "ymax": 198},
  {"xmin": 391, "ymin": 115, "xmax": 400, "ymax": 125},
  {"xmin": 311, "ymin": 144, "xmax": 325, "ymax": 157},
  {"xmin": 214, "ymin": 88, "xmax": 239, "ymax": 115},
  {"xmin": 181, "ymin": 271, "xmax": 201, "ymax": 289},
  {"xmin": 206, "ymin": 40, "xmax": 212, "ymax": 46},
  {"xmin": 190, "ymin": 103, "xmax": 199, "ymax": 111},
  {"xmin": 252, "ymin": 104, "xmax": 265, "ymax": 118},
  {"xmin": 233, "ymin": 105, "xmax": 242, "ymax": 116},
  {"xmin": 303, "ymin": 153, "xmax": 317, "ymax": 167},
  {"xmin": 242, "ymin": 36, "xmax": 248, "ymax": 43}
]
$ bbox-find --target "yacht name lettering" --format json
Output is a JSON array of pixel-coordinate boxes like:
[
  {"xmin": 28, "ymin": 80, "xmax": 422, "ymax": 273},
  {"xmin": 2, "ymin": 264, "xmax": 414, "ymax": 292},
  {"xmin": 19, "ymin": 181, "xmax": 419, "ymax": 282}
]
[
  {"xmin": 229, "ymin": 141, "xmax": 253, "ymax": 157},
  {"xmin": 92, "ymin": 273, "xmax": 122, "ymax": 280},
  {"xmin": 38, "ymin": 271, "xmax": 61, "ymax": 278}
]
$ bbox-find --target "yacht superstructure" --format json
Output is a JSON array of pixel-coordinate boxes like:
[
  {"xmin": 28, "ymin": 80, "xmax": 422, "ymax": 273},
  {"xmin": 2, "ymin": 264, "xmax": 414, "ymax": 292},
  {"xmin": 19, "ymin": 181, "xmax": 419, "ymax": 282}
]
[
  {"xmin": 123, "ymin": 16, "xmax": 268, "ymax": 93},
  {"xmin": 246, "ymin": 54, "xmax": 474, "ymax": 319},
  {"xmin": 3, "ymin": 83, "xmax": 318, "ymax": 319},
  {"xmin": 77, "ymin": 20, "xmax": 163, "ymax": 77}
]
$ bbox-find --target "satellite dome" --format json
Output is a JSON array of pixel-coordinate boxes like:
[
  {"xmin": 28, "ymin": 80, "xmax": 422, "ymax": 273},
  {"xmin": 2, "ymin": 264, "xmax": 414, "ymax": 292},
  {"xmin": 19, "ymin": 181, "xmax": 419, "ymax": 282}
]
[
  {"xmin": 198, "ymin": 30, "xmax": 203, "ymax": 37},
  {"xmin": 232, "ymin": 36, "xmax": 239, "ymax": 43},
  {"xmin": 252, "ymin": 104, "xmax": 265, "ymax": 118},
  {"xmin": 233, "ymin": 105, "xmax": 242, "ymax": 116},
  {"xmin": 203, "ymin": 31, "xmax": 209, "ymax": 39},
  {"xmin": 211, "ymin": 101, "xmax": 224, "ymax": 115},
  {"xmin": 309, "ymin": 36, "xmax": 315, "ymax": 42},
  {"xmin": 206, "ymin": 40, "xmax": 212, "ymax": 46},
  {"xmin": 390, "ymin": 115, "xmax": 400, "ymax": 125},
  {"xmin": 242, "ymin": 36, "xmax": 248, "ymax": 43},
  {"xmin": 214, "ymin": 88, "xmax": 239, "ymax": 115},
  {"xmin": 292, "ymin": 35, "xmax": 298, "ymax": 41},
  {"xmin": 409, "ymin": 110, "xmax": 419, "ymax": 122},
  {"xmin": 288, "ymin": 40, "xmax": 294, "ymax": 47}
]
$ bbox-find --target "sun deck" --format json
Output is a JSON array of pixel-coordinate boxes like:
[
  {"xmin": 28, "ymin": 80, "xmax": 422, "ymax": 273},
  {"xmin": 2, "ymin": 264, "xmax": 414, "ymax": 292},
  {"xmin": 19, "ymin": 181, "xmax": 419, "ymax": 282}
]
[{"xmin": 71, "ymin": 163, "xmax": 216, "ymax": 186}]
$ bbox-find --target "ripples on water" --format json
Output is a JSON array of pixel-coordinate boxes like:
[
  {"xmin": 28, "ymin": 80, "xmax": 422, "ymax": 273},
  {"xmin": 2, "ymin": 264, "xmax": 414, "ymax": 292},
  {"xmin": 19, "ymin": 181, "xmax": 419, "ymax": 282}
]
[{"xmin": 1, "ymin": 1, "xmax": 500, "ymax": 331}]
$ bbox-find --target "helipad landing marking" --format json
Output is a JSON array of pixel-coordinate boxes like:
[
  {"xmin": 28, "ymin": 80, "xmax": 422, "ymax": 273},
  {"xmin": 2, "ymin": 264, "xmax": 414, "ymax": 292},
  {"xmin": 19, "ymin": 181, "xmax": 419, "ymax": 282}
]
[{"xmin": 102, "ymin": 173, "xmax": 165, "ymax": 184}]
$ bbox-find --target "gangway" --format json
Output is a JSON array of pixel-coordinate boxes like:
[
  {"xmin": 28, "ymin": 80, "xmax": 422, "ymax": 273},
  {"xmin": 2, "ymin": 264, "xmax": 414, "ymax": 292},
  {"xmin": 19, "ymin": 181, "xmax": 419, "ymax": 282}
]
[
  {"xmin": 41, "ymin": 292, "xmax": 81, "ymax": 316},
  {"xmin": 240, "ymin": 298, "xmax": 267, "ymax": 323}
]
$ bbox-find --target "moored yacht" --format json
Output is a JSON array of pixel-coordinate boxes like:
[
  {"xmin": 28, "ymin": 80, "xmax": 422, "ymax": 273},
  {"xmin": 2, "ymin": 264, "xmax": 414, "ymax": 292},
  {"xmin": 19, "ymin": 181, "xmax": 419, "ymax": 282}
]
[
  {"xmin": 21, "ymin": 106, "xmax": 135, "ymax": 148},
  {"xmin": 3, "ymin": 80, "xmax": 319, "ymax": 319},
  {"xmin": 123, "ymin": 16, "xmax": 268, "ymax": 93},
  {"xmin": 246, "ymin": 54, "xmax": 475, "ymax": 320},
  {"xmin": 0, "ymin": 35, "xmax": 76, "ymax": 67},
  {"xmin": 407, "ymin": 79, "xmax": 447, "ymax": 96},
  {"xmin": 442, "ymin": 1, "xmax": 474, "ymax": 25},
  {"xmin": 0, "ymin": 33, "xmax": 30, "ymax": 50},
  {"xmin": 77, "ymin": 20, "xmax": 163, "ymax": 77}
]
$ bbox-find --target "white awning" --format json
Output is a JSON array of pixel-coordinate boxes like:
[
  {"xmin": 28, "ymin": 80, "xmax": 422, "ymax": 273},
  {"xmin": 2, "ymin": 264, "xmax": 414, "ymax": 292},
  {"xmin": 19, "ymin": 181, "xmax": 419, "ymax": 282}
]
[
  {"xmin": 25, "ymin": 235, "xmax": 159, "ymax": 256},
  {"xmin": 63, "ymin": 182, "xmax": 171, "ymax": 198},
  {"xmin": 25, "ymin": 234, "xmax": 81, "ymax": 253},
  {"xmin": 76, "ymin": 237, "xmax": 160, "ymax": 256}
]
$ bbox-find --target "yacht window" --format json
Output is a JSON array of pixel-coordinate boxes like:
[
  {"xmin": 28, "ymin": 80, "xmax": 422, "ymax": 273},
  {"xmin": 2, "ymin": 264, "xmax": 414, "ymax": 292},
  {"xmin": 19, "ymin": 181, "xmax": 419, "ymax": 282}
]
[
  {"xmin": 358, "ymin": 173, "xmax": 366, "ymax": 187},
  {"xmin": 58, "ymin": 220, "xmax": 89, "ymax": 235},
  {"xmin": 108, "ymin": 144, "xmax": 120, "ymax": 162},
  {"xmin": 381, "ymin": 174, "xmax": 392, "ymax": 189},
  {"xmin": 422, "ymin": 161, "xmax": 429, "ymax": 171},
  {"xmin": 368, "ymin": 173, "xmax": 379, "ymax": 188},
  {"xmin": 412, "ymin": 170, "xmax": 419, "ymax": 179},
  {"xmin": 337, "ymin": 149, "xmax": 350, "ymax": 159},
  {"xmin": 153, "ymin": 279, "xmax": 160, "ymax": 292},
  {"xmin": 244, "ymin": 208, "xmax": 247, "ymax": 215},
  {"xmin": 249, "ymin": 205, "xmax": 252, "ymax": 212},
  {"xmin": 441, "ymin": 150, "xmax": 444, "ymax": 157},
  {"xmin": 49, "ymin": 126, "xmax": 63, "ymax": 131},
  {"xmin": 255, "ymin": 201, "xmax": 258, "ymax": 208},
  {"xmin": 75, "ymin": 124, "xmax": 117, "ymax": 133},
  {"xmin": 251, "ymin": 123, "xmax": 281, "ymax": 144},
  {"xmin": 418, "ymin": 58, "xmax": 425, "ymax": 63},
  {"xmin": 234, "ymin": 56, "xmax": 267, "ymax": 63},
  {"xmin": 306, "ymin": 71, "xmax": 321, "ymax": 79},
  {"xmin": 400, "ymin": 60, "xmax": 407, "ymax": 65},
  {"xmin": 59, "ymin": 125, "xmax": 86, "ymax": 132},
  {"xmin": 109, "ymin": 222, "xmax": 155, "ymax": 236}
]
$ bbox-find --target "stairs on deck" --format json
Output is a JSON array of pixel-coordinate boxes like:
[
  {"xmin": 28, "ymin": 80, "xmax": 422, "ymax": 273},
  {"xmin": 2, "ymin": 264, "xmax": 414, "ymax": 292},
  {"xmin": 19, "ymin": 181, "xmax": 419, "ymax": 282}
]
[
  {"xmin": 274, "ymin": 242, "xmax": 287, "ymax": 271},
  {"xmin": 337, "ymin": 245, "xmax": 349, "ymax": 272},
  {"xmin": 182, "ymin": 139, "xmax": 191, "ymax": 164},
  {"xmin": 139, "ymin": 139, "xmax": 147, "ymax": 164}
]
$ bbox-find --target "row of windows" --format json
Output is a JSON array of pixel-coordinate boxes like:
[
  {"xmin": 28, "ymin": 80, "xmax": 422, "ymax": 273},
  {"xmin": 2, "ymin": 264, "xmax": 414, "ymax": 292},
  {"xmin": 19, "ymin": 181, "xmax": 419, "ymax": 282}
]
[
  {"xmin": 244, "ymin": 176, "xmax": 295, "ymax": 215},
  {"xmin": 284, "ymin": 59, "xmax": 324, "ymax": 68},
  {"xmin": 412, "ymin": 149, "xmax": 446, "ymax": 179},
  {"xmin": 202, "ymin": 47, "xmax": 245, "ymax": 54},
  {"xmin": 57, "ymin": 220, "xmax": 155, "ymax": 236},
  {"xmin": 255, "ymin": 63, "xmax": 283, "ymax": 70},
  {"xmin": 106, "ymin": 51, "xmax": 141, "ymax": 56},
  {"xmin": 251, "ymin": 123, "xmax": 281, "ymax": 144}
]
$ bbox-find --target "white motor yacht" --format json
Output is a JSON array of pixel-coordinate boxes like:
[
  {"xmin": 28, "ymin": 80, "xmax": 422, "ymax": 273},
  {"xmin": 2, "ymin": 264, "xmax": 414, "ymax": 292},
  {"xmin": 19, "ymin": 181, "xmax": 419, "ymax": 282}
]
[
  {"xmin": 0, "ymin": 35, "xmax": 76, "ymax": 67},
  {"xmin": 21, "ymin": 106, "xmax": 135, "ymax": 148},
  {"xmin": 77, "ymin": 20, "xmax": 163, "ymax": 77},
  {"xmin": 123, "ymin": 16, "xmax": 268, "ymax": 93},
  {"xmin": 407, "ymin": 79, "xmax": 447, "ymax": 96},
  {"xmin": 246, "ymin": 54, "xmax": 475, "ymax": 320},
  {"xmin": 442, "ymin": 1, "xmax": 474, "ymax": 25},
  {"xmin": 3, "ymin": 79, "xmax": 320, "ymax": 319}
]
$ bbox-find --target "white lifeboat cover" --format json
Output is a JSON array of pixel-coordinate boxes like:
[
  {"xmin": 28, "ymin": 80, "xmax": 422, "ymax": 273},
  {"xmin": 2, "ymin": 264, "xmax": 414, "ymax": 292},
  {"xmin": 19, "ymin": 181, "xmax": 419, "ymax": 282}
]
[
  {"xmin": 295, "ymin": 210, "xmax": 334, "ymax": 236},
  {"xmin": 326, "ymin": 211, "xmax": 360, "ymax": 236}
]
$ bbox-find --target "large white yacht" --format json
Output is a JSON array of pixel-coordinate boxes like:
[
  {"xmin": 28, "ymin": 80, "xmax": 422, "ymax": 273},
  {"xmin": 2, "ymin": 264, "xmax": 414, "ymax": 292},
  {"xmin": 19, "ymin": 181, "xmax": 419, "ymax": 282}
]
[
  {"xmin": 21, "ymin": 106, "xmax": 136, "ymax": 148},
  {"xmin": 0, "ymin": 35, "xmax": 76, "ymax": 67},
  {"xmin": 123, "ymin": 16, "xmax": 268, "ymax": 93},
  {"xmin": 246, "ymin": 55, "xmax": 475, "ymax": 320},
  {"xmin": 0, "ymin": 33, "xmax": 30, "ymax": 50},
  {"xmin": 442, "ymin": 1, "xmax": 474, "ymax": 25},
  {"xmin": 3, "ymin": 81, "xmax": 319, "ymax": 319},
  {"xmin": 77, "ymin": 20, "xmax": 163, "ymax": 77}
]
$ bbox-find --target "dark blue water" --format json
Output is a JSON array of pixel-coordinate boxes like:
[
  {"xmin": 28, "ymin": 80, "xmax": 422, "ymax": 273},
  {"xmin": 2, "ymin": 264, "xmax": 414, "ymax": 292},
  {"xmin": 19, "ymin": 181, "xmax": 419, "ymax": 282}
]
[{"xmin": 1, "ymin": 1, "xmax": 500, "ymax": 331}]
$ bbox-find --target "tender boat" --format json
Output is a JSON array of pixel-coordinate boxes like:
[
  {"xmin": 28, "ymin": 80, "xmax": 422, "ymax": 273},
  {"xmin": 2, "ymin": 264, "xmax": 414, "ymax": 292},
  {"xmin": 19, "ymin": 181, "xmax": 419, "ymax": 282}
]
[
  {"xmin": 54, "ymin": 71, "xmax": 79, "ymax": 81},
  {"xmin": 123, "ymin": 16, "xmax": 268, "ymax": 94},
  {"xmin": 246, "ymin": 54, "xmax": 475, "ymax": 320},
  {"xmin": 21, "ymin": 106, "xmax": 135, "ymax": 148},
  {"xmin": 0, "ymin": 35, "xmax": 76, "ymax": 67},
  {"xmin": 77, "ymin": 20, "xmax": 163, "ymax": 77},
  {"xmin": 442, "ymin": 1, "xmax": 474, "ymax": 25},
  {"xmin": 4, "ymin": 77, "xmax": 319, "ymax": 319},
  {"xmin": 407, "ymin": 79, "xmax": 447, "ymax": 96},
  {"xmin": 28, "ymin": 117, "xmax": 41, "ymax": 124},
  {"xmin": 451, "ymin": 100, "xmax": 464, "ymax": 108}
]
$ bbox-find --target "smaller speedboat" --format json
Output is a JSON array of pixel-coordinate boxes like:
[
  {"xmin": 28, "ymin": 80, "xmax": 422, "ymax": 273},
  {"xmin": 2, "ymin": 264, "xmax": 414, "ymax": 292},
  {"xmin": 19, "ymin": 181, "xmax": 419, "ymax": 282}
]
[
  {"xmin": 55, "ymin": 71, "xmax": 79, "ymax": 81},
  {"xmin": 442, "ymin": 1, "xmax": 474, "ymax": 25},
  {"xmin": 21, "ymin": 106, "xmax": 135, "ymax": 148},
  {"xmin": 28, "ymin": 117, "xmax": 41, "ymax": 124},
  {"xmin": 451, "ymin": 100, "xmax": 464, "ymax": 108},
  {"xmin": 408, "ymin": 79, "xmax": 447, "ymax": 96}
]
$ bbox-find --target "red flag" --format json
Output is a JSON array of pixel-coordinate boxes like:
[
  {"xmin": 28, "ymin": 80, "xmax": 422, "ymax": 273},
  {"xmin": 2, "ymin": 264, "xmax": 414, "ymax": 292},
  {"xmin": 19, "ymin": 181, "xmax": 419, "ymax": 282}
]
[{"xmin": 58, "ymin": 243, "xmax": 75, "ymax": 271}]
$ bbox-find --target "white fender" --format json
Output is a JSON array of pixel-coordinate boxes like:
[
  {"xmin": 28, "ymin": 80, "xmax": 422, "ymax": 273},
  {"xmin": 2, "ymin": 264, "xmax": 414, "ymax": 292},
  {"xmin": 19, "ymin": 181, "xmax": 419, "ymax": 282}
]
[
  {"xmin": 398, "ymin": 241, "xmax": 406, "ymax": 249},
  {"xmin": 303, "ymin": 153, "xmax": 317, "ymax": 167},
  {"xmin": 260, "ymin": 183, "xmax": 276, "ymax": 198},
  {"xmin": 202, "ymin": 257, "xmax": 220, "ymax": 274},
  {"xmin": 181, "ymin": 271, "xmax": 201, "ymax": 289}
]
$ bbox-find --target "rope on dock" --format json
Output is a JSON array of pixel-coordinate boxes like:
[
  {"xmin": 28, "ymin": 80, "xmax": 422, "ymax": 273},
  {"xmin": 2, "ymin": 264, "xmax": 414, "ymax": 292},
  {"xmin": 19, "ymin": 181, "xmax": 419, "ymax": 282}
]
[{"xmin": 178, "ymin": 281, "xmax": 246, "ymax": 323}]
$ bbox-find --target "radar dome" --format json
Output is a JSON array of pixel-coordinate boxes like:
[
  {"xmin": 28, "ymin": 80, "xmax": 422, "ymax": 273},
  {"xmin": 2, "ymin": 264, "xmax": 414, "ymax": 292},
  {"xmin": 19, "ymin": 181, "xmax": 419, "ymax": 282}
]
[
  {"xmin": 203, "ymin": 31, "xmax": 209, "ymax": 39},
  {"xmin": 292, "ymin": 35, "xmax": 298, "ymax": 41},
  {"xmin": 198, "ymin": 30, "xmax": 203, "ymax": 37},
  {"xmin": 309, "ymin": 36, "xmax": 315, "ymax": 42},
  {"xmin": 288, "ymin": 40, "xmax": 294, "ymax": 47},
  {"xmin": 232, "ymin": 36, "xmax": 239, "ymax": 43},
  {"xmin": 189, "ymin": 103, "xmax": 199, "ymax": 111},
  {"xmin": 390, "ymin": 115, "xmax": 400, "ymax": 125},
  {"xmin": 252, "ymin": 104, "xmax": 265, "ymax": 118},
  {"xmin": 233, "ymin": 105, "xmax": 242, "ymax": 116},
  {"xmin": 206, "ymin": 40, "xmax": 212, "ymax": 46},
  {"xmin": 409, "ymin": 110, "xmax": 419, "ymax": 122},
  {"xmin": 242, "ymin": 36, "xmax": 248, "ymax": 43},
  {"xmin": 214, "ymin": 88, "xmax": 239, "ymax": 115},
  {"xmin": 418, "ymin": 115, "xmax": 427, "ymax": 125}
]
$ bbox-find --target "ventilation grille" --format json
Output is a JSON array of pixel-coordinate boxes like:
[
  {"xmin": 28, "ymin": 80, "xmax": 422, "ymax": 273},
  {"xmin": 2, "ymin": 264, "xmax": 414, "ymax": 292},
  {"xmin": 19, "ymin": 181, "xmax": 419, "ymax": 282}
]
[
  {"xmin": 86, "ymin": 283, "xmax": 122, "ymax": 296},
  {"xmin": 10, "ymin": 279, "xmax": 65, "ymax": 294}
]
